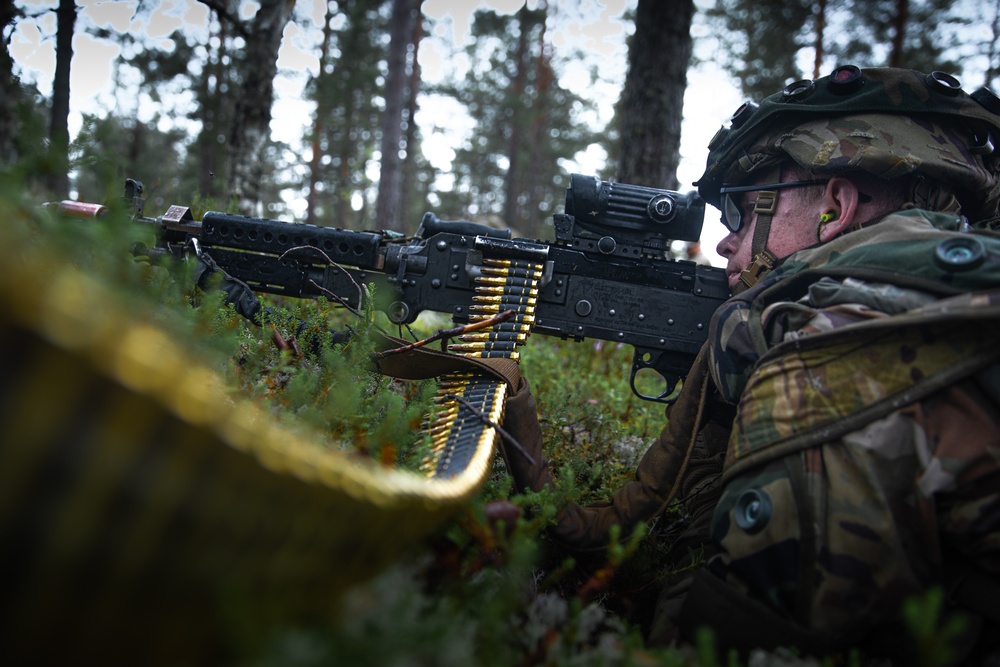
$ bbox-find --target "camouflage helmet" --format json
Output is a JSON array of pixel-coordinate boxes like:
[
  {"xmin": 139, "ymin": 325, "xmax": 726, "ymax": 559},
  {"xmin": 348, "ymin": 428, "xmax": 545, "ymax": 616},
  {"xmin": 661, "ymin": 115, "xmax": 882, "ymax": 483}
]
[{"xmin": 695, "ymin": 66, "xmax": 1000, "ymax": 224}]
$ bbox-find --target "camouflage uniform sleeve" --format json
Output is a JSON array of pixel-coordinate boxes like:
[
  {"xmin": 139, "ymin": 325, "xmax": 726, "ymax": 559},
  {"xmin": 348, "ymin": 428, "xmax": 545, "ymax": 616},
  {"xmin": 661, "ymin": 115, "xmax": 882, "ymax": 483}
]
[{"xmin": 502, "ymin": 345, "xmax": 731, "ymax": 552}]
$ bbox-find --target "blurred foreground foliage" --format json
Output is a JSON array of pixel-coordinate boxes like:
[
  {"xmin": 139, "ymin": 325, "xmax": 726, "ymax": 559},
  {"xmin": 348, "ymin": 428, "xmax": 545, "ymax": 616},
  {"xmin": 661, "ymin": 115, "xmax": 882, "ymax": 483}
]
[
  {"xmin": 7, "ymin": 178, "xmax": 684, "ymax": 664},
  {"xmin": 5, "ymin": 178, "xmax": 968, "ymax": 667}
]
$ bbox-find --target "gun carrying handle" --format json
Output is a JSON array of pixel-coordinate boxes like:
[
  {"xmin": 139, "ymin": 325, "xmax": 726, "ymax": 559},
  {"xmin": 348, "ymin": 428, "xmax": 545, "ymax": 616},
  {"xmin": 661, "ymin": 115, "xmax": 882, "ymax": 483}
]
[{"xmin": 417, "ymin": 212, "xmax": 512, "ymax": 240}]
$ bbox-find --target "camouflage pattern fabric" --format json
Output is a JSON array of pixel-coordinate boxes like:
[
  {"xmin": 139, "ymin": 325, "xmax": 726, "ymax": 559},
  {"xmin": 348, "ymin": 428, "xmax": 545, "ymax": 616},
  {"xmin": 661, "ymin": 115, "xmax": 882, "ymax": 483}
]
[
  {"xmin": 692, "ymin": 208, "xmax": 1000, "ymax": 658},
  {"xmin": 707, "ymin": 371, "xmax": 1000, "ymax": 657},
  {"xmin": 709, "ymin": 208, "xmax": 1000, "ymax": 403},
  {"xmin": 725, "ymin": 315, "xmax": 1000, "ymax": 477},
  {"xmin": 696, "ymin": 67, "xmax": 1000, "ymax": 223},
  {"xmin": 503, "ymin": 205, "xmax": 1000, "ymax": 658}
]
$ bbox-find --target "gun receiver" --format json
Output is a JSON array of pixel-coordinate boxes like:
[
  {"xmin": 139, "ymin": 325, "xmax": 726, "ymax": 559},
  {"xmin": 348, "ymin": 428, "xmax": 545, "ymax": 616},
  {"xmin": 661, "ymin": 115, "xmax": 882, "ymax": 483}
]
[{"xmin": 65, "ymin": 174, "xmax": 730, "ymax": 402}]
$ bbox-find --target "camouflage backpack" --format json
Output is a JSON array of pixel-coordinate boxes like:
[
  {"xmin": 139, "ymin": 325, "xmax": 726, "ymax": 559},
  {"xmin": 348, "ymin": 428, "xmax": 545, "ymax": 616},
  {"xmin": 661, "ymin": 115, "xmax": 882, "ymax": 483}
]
[{"xmin": 678, "ymin": 209, "xmax": 1000, "ymax": 661}]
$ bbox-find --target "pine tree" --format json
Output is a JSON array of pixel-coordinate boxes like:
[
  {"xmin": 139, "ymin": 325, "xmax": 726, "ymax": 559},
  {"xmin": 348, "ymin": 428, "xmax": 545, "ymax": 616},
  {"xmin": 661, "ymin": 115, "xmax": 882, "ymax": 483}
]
[
  {"xmin": 822, "ymin": 0, "xmax": 964, "ymax": 75},
  {"xmin": 438, "ymin": 6, "xmax": 601, "ymax": 238},
  {"xmin": 305, "ymin": 0, "xmax": 389, "ymax": 229},
  {"xmin": 226, "ymin": 0, "xmax": 296, "ymax": 216},
  {"xmin": 704, "ymin": 0, "xmax": 814, "ymax": 100},
  {"xmin": 46, "ymin": 0, "xmax": 76, "ymax": 198},
  {"xmin": 375, "ymin": 0, "xmax": 422, "ymax": 232},
  {"xmin": 398, "ymin": 5, "xmax": 432, "ymax": 229},
  {"xmin": 706, "ymin": 0, "xmax": 970, "ymax": 101},
  {"xmin": 615, "ymin": 0, "xmax": 694, "ymax": 189},
  {"xmin": 71, "ymin": 113, "xmax": 187, "ymax": 206},
  {"xmin": 1, "ymin": 0, "xmax": 23, "ymax": 168}
]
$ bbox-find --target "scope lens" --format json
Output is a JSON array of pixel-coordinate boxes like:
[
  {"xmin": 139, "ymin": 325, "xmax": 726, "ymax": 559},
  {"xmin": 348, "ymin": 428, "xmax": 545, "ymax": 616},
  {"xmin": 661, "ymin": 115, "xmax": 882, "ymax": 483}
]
[
  {"xmin": 926, "ymin": 71, "xmax": 962, "ymax": 96},
  {"xmin": 647, "ymin": 194, "xmax": 675, "ymax": 223}
]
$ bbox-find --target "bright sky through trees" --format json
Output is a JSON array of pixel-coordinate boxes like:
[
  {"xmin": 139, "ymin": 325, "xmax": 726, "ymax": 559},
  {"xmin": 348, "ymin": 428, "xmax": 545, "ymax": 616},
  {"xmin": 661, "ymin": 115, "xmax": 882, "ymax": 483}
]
[{"xmin": 8, "ymin": 0, "xmax": 745, "ymax": 265}]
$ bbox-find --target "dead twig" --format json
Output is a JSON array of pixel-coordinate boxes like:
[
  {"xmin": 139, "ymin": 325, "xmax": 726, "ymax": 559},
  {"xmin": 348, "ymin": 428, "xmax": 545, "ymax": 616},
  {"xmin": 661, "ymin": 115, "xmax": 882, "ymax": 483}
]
[
  {"xmin": 374, "ymin": 309, "xmax": 517, "ymax": 359},
  {"xmin": 271, "ymin": 328, "xmax": 301, "ymax": 356},
  {"xmin": 280, "ymin": 244, "xmax": 367, "ymax": 314},
  {"xmin": 307, "ymin": 278, "xmax": 365, "ymax": 319},
  {"xmin": 442, "ymin": 392, "xmax": 535, "ymax": 466}
]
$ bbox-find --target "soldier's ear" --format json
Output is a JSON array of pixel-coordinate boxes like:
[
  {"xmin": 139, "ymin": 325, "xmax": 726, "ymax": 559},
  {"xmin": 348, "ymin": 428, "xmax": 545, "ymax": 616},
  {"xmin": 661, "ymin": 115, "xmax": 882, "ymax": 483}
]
[{"xmin": 818, "ymin": 176, "xmax": 861, "ymax": 241}]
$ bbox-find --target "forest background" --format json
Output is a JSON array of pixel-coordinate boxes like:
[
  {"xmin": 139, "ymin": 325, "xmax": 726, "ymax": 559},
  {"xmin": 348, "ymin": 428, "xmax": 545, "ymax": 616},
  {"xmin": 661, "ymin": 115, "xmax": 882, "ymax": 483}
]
[
  {"xmin": 7, "ymin": 0, "xmax": 1000, "ymax": 265},
  {"xmin": 3, "ymin": 0, "xmax": 1000, "ymax": 665}
]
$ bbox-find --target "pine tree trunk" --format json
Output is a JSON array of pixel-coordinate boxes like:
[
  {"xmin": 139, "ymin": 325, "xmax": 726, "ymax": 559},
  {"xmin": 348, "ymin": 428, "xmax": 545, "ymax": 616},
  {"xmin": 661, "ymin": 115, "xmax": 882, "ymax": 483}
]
[
  {"xmin": 0, "ymin": 0, "xmax": 20, "ymax": 167},
  {"xmin": 227, "ymin": 0, "xmax": 295, "ymax": 215},
  {"xmin": 376, "ymin": 0, "xmax": 419, "ymax": 231},
  {"xmin": 503, "ymin": 6, "xmax": 531, "ymax": 227},
  {"xmin": 399, "ymin": 0, "xmax": 424, "ymax": 228},
  {"xmin": 48, "ymin": 0, "xmax": 76, "ymax": 197},
  {"xmin": 616, "ymin": 0, "xmax": 693, "ymax": 190},
  {"xmin": 813, "ymin": 0, "xmax": 826, "ymax": 79},
  {"xmin": 525, "ymin": 5, "xmax": 550, "ymax": 238},
  {"xmin": 889, "ymin": 0, "xmax": 909, "ymax": 68},
  {"xmin": 307, "ymin": 1, "xmax": 334, "ymax": 226},
  {"xmin": 334, "ymin": 97, "xmax": 354, "ymax": 229},
  {"xmin": 199, "ymin": 5, "xmax": 228, "ymax": 198}
]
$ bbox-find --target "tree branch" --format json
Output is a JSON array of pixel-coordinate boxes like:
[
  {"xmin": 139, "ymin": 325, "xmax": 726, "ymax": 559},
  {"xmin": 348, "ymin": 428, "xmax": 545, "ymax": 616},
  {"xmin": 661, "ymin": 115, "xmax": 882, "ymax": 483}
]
[
  {"xmin": 374, "ymin": 309, "xmax": 516, "ymax": 359},
  {"xmin": 197, "ymin": 0, "xmax": 250, "ymax": 40}
]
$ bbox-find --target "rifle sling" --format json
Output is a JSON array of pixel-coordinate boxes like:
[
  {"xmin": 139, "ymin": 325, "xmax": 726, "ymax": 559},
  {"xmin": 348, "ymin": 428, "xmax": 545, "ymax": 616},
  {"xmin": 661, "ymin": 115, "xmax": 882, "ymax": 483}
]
[{"xmin": 373, "ymin": 337, "xmax": 523, "ymax": 391}]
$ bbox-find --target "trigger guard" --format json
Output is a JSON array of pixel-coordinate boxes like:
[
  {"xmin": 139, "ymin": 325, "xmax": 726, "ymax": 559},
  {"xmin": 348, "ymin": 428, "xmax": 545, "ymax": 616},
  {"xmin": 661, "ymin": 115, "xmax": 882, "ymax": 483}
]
[{"xmin": 630, "ymin": 353, "xmax": 683, "ymax": 404}]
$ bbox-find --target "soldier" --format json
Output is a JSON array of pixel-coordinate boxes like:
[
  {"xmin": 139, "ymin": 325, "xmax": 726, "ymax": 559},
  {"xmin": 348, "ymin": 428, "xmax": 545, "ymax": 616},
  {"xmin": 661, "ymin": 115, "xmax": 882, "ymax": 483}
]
[{"xmin": 499, "ymin": 66, "xmax": 1000, "ymax": 663}]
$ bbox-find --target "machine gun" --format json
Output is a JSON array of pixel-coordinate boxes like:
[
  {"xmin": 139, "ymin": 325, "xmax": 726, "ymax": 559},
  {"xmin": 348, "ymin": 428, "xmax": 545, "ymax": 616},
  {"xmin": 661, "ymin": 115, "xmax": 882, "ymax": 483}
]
[{"xmin": 54, "ymin": 174, "xmax": 730, "ymax": 402}]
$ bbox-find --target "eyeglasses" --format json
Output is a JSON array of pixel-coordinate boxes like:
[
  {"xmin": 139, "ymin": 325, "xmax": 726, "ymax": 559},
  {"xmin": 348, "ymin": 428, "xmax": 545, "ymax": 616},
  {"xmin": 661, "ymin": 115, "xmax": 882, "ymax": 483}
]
[{"xmin": 718, "ymin": 179, "xmax": 828, "ymax": 233}]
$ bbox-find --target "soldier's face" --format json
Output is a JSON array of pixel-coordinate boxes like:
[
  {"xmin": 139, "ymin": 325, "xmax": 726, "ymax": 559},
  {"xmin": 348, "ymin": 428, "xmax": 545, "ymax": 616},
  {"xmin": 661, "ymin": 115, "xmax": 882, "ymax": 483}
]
[{"xmin": 715, "ymin": 182, "xmax": 824, "ymax": 290}]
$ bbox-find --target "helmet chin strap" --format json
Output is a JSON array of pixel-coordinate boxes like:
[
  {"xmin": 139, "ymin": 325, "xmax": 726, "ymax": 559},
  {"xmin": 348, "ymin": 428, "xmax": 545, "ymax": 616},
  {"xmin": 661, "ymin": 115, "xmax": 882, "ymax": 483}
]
[{"xmin": 735, "ymin": 165, "xmax": 782, "ymax": 294}]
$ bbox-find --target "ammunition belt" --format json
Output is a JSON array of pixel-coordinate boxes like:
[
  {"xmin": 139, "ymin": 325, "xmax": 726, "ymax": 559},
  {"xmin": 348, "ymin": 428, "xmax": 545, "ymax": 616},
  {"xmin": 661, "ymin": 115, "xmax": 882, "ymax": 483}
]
[{"xmin": 422, "ymin": 257, "xmax": 543, "ymax": 478}]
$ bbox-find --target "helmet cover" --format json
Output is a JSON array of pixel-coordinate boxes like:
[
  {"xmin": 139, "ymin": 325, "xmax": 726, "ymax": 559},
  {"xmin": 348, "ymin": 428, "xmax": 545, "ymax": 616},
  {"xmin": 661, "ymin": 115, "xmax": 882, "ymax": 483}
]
[{"xmin": 696, "ymin": 66, "xmax": 1000, "ymax": 223}]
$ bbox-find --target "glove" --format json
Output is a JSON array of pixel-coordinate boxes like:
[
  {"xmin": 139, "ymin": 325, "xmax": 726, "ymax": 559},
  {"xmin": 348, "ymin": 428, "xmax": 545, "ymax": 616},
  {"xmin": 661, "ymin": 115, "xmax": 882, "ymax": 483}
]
[
  {"xmin": 498, "ymin": 377, "xmax": 552, "ymax": 493},
  {"xmin": 194, "ymin": 253, "xmax": 263, "ymax": 324}
]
